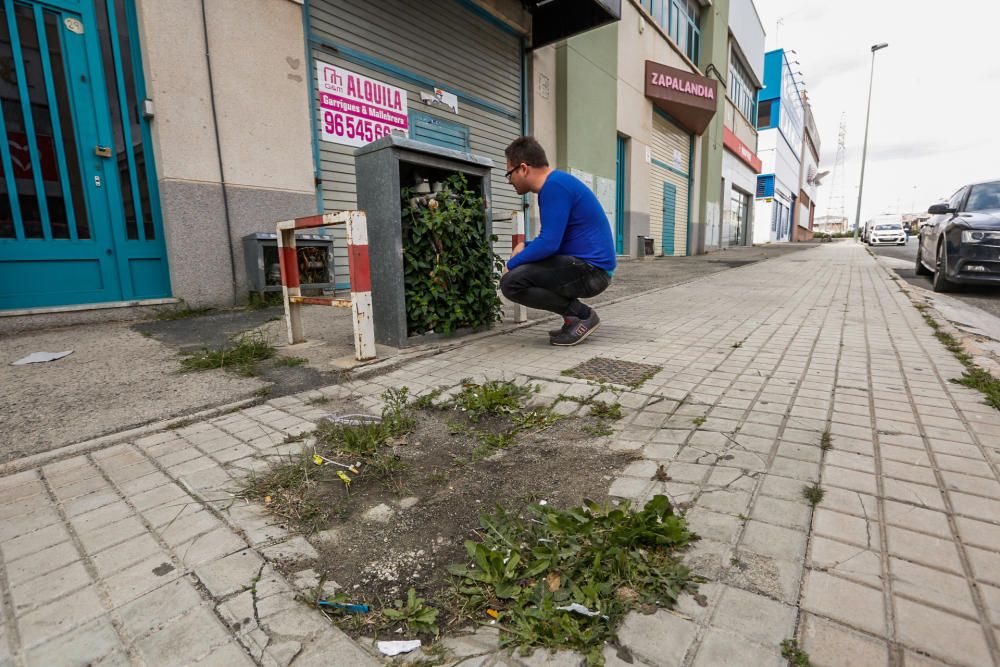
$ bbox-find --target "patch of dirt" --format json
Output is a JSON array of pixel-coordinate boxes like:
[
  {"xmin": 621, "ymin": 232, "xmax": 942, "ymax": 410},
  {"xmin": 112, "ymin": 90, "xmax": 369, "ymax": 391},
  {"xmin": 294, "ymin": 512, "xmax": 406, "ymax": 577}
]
[{"xmin": 268, "ymin": 401, "xmax": 631, "ymax": 630}]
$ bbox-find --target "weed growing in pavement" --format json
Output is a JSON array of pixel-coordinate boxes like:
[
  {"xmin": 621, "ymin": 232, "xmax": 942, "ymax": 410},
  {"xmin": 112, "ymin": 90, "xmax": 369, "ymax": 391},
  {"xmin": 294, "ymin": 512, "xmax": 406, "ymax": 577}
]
[
  {"xmin": 155, "ymin": 306, "xmax": 214, "ymax": 321},
  {"xmin": 446, "ymin": 495, "xmax": 697, "ymax": 665},
  {"xmin": 918, "ymin": 310, "xmax": 1000, "ymax": 411},
  {"xmin": 802, "ymin": 483, "xmax": 825, "ymax": 507},
  {"xmin": 588, "ymin": 400, "xmax": 623, "ymax": 421},
  {"xmin": 307, "ymin": 396, "xmax": 328, "ymax": 406},
  {"xmin": 246, "ymin": 292, "xmax": 283, "ymax": 310},
  {"xmin": 731, "ymin": 341, "xmax": 743, "ymax": 349},
  {"xmin": 180, "ymin": 330, "xmax": 275, "ymax": 376},
  {"xmin": 820, "ymin": 431, "xmax": 833, "ymax": 451},
  {"xmin": 383, "ymin": 587, "xmax": 441, "ymax": 636},
  {"xmin": 381, "ymin": 387, "xmax": 417, "ymax": 436},
  {"xmin": 954, "ymin": 367, "xmax": 1000, "ymax": 410},
  {"xmin": 253, "ymin": 387, "xmax": 272, "ymax": 398},
  {"xmin": 582, "ymin": 422, "xmax": 614, "ymax": 437},
  {"xmin": 412, "ymin": 387, "xmax": 445, "ymax": 409},
  {"xmin": 452, "ymin": 379, "xmax": 532, "ymax": 422},
  {"xmin": 780, "ymin": 638, "xmax": 811, "ymax": 666},
  {"xmin": 692, "ymin": 416, "xmax": 707, "ymax": 427},
  {"xmin": 275, "ymin": 356, "xmax": 308, "ymax": 367},
  {"xmin": 236, "ymin": 456, "xmax": 329, "ymax": 532},
  {"xmin": 245, "ymin": 387, "xmax": 419, "ymax": 531}
]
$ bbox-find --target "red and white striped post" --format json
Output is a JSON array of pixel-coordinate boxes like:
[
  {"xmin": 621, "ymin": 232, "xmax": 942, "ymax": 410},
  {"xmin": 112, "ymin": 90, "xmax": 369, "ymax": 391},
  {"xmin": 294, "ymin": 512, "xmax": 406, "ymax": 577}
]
[
  {"xmin": 276, "ymin": 211, "xmax": 376, "ymax": 361},
  {"xmin": 511, "ymin": 210, "xmax": 527, "ymax": 322},
  {"xmin": 344, "ymin": 211, "xmax": 376, "ymax": 360}
]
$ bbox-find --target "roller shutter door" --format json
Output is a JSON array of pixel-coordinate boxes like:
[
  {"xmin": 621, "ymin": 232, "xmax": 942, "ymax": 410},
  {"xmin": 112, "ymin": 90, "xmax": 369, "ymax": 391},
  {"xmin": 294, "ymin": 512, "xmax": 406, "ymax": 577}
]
[
  {"xmin": 648, "ymin": 113, "xmax": 691, "ymax": 256},
  {"xmin": 308, "ymin": 0, "xmax": 523, "ymax": 287}
]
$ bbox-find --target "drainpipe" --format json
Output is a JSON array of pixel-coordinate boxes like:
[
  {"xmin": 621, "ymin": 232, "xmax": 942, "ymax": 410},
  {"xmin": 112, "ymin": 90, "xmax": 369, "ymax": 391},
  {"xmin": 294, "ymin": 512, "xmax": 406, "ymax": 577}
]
[
  {"xmin": 200, "ymin": 0, "xmax": 239, "ymax": 303},
  {"xmin": 302, "ymin": 0, "xmax": 324, "ymax": 212}
]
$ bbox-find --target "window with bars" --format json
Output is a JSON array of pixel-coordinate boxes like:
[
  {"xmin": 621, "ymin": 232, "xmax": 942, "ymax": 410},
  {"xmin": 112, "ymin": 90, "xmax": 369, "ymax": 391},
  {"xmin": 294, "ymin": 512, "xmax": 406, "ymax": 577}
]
[
  {"xmin": 637, "ymin": 0, "xmax": 702, "ymax": 65},
  {"xmin": 728, "ymin": 48, "xmax": 757, "ymax": 124}
]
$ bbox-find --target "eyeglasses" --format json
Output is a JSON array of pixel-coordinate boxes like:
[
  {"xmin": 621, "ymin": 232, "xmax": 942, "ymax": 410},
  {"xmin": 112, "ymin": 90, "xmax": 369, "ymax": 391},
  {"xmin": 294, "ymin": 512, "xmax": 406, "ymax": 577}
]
[{"xmin": 504, "ymin": 164, "xmax": 524, "ymax": 181}]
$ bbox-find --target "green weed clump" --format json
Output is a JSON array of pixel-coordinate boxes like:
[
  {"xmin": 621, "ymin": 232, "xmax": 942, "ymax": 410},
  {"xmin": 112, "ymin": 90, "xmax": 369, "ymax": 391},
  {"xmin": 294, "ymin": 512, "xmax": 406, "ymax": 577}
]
[
  {"xmin": 447, "ymin": 495, "xmax": 697, "ymax": 665},
  {"xmin": 180, "ymin": 330, "xmax": 275, "ymax": 376}
]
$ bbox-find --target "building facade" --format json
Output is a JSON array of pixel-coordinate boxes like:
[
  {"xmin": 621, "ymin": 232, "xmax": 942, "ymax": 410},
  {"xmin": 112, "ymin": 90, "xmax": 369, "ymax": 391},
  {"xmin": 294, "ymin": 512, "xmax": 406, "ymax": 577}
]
[
  {"xmin": 719, "ymin": 0, "xmax": 764, "ymax": 248},
  {"xmin": 753, "ymin": 48, "xmax": 804, "ymax": 244},
  {"xmin": 0, "ymin": 0, "xmax": 617, "ymax": 314},
  {"xmin": 793, "ymin": 94, "xmax": 821, "ymax": 242},
  {"xmin": 532, "ymin": 0, "xmax": 768, "ymax": 259}
]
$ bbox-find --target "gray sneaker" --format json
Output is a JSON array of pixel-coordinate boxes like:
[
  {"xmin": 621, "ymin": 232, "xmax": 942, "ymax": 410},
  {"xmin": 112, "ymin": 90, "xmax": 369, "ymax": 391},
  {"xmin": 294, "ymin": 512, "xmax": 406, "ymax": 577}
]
[
  {"xmin": 549, "ymin": 316, "xmax": 580, "ymax": 338},
  {"xmin": 550, "ymin": 311, "xmax": 600, "ymax": 346}
]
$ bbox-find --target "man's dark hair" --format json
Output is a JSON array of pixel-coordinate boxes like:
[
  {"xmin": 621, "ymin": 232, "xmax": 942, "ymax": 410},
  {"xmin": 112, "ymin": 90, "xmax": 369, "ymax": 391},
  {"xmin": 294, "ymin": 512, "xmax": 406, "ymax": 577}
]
[{"xmin": 505, "ymin": 136, "xmax": 549, "ymax": 168}]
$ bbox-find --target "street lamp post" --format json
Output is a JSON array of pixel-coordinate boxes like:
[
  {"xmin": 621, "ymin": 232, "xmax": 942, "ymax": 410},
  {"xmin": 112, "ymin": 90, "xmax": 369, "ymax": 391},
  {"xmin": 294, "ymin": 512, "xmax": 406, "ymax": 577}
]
[{"xmin": 854, "ymin": 42, "xmax": 889, "ymax": 240}]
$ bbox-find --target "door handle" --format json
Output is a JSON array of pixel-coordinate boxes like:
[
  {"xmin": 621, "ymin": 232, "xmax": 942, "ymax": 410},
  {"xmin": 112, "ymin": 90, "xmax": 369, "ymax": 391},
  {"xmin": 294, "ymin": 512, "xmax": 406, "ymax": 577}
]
[{"xmin": 94, "ymin": 146, "xmax": 112, "ymax": 157}]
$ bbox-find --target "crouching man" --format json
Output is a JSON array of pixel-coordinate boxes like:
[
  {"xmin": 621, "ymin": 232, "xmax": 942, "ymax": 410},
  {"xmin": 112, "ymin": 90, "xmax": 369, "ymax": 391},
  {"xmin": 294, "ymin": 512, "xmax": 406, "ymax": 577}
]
[{"xmin": 500, "ymin": 137, "xmax": 616, "ymax": 346}]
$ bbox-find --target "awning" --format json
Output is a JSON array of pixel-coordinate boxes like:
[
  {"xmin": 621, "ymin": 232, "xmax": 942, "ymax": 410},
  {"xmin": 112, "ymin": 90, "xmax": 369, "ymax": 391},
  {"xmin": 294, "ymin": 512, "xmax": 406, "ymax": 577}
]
[
  {"xmin": 525, "ymin": 0, "xmax": 621, "ymax": 49},
  {"xmin": 645, "ymin": 60, "xmax": 718, "ymax": 135}
]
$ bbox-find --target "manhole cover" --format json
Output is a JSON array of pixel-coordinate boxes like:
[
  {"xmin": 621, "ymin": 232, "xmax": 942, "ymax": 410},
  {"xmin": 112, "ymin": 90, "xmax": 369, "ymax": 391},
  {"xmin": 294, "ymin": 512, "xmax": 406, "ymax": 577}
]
[{"xmin": 563, "ymin": 357, "xmax": 661, "ymax": 388}]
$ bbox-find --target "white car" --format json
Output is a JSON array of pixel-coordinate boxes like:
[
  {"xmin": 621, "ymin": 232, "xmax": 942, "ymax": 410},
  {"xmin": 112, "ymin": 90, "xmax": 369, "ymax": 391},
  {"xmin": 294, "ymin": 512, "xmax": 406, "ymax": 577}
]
[{"xmin": 868, "ymin": 222, "xmax": 907, "ymax": 246}]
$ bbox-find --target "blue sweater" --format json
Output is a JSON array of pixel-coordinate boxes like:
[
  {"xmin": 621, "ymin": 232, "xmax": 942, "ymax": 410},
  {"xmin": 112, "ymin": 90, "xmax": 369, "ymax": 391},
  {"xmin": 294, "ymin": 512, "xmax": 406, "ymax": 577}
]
[{"xmin": 506, "ymin": 170, "xmax": 617, "ymax": 273}]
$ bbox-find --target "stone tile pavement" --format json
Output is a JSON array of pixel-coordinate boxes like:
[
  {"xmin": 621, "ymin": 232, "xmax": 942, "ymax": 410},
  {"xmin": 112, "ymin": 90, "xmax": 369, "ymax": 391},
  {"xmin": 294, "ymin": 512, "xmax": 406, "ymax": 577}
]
[{"xmin": 2, "ymin": 241, "xmax": 999, "ymax": 666}]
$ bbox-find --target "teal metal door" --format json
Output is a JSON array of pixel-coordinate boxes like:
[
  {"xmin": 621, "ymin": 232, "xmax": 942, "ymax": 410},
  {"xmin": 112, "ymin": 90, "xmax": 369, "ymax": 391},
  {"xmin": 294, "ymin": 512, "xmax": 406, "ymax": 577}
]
[
  {"xmin": 0, "ymin": 0, "xmax": 170, "ymax": 310},
  {"xmin": 662, "ymin": 181, "xmax": 676, "ymax": 255},
  {"xmin": 615, "ymin": 136, "xmax": 625, "ymax": 254}
]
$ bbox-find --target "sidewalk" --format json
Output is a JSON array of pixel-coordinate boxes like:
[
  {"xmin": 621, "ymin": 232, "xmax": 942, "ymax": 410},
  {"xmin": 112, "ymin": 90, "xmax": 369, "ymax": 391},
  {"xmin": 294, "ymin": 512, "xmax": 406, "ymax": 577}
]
[
  {"xmin": 0, "ymin": 242, "xmax": 812, "ymax": 463},
  {"xmin": 2, "ymin": 241, "xmax": 999, "ymax": 666}
]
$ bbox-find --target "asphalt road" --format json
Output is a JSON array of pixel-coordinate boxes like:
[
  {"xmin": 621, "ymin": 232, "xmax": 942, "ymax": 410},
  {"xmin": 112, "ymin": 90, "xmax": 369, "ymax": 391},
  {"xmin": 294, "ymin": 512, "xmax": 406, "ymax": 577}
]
[{"xmin": 869, "ymin": 237, "xmax": 1000, "ymax": 320}]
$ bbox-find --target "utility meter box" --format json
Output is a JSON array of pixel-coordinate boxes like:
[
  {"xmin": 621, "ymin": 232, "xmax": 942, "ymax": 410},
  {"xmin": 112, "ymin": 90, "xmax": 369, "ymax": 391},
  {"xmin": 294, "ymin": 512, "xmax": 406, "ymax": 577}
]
[
  {"xmin": 354, "ymin": 136, "xmax": 494, "ymax": 348},
  {"xmin": 243, "ymin": 232, "xmax": 334, "ymax": 294}
]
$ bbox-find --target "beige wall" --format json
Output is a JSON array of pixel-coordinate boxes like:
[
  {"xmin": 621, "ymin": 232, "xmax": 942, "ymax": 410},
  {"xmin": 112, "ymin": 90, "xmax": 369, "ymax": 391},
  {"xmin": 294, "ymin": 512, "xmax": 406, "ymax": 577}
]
[
  {"xmin": 724, "ymin": 99, "xmax": 757, "ymax": 148},
  {"xmin": 135, "ymin": 0, "xmax": 317, "ymax": 306},
  {"xmin": 616, "ymin": 1, "xmax": 702, "ymax": 253},
  {"xmin": 136, "ymin": 0, "xmax": 314, "ymax": 194}
]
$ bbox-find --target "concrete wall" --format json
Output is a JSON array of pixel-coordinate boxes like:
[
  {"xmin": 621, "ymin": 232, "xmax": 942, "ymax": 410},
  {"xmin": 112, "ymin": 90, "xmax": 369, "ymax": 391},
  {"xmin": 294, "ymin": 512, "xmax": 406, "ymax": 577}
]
[
  {"xmin": 694, "ymin": 0, "xmax": 729, "ymax": 253},
  {"xmin": 530, "ymin": 45, "xmax": 558, "ymax": 237},
  {"xmin": 615, "ymin": 2, "xmax": 702, "ymax": 256},
  {"xmin": 724, "ymin": 98, "xmax": 757, "ymax": 148},
  {"xmin": 556, "ymin": 25, "xmax": 617, "ymax": 179},
  {"xmin": 136, "ymin": 0, "xmax": 316, "ymax": 307},
  {"xmin": 728, "ymin": 0, "xmax": 766, "ymax": 85}
]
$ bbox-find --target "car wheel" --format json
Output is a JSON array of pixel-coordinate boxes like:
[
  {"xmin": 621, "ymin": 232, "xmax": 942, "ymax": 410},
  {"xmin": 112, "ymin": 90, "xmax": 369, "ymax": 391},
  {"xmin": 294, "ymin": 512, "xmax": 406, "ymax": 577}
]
[
  {"xmin": 932, "ymin": 241, "xmax": 955, "ymax": 292},
  {"xmin": 915, "ymin": 241, "xmax": 932, "ymax": 276}
]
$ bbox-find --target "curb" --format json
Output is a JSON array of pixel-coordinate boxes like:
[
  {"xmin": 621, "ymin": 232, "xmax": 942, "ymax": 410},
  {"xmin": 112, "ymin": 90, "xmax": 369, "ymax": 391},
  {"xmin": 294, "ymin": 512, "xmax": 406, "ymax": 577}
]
[
  {"xmin": 870, "ymin": 253, "xmax": 1000, "ymax": 379},
  {"xmin": 0, "ymin": 398, "xmax": 258, "ymax": 476}
]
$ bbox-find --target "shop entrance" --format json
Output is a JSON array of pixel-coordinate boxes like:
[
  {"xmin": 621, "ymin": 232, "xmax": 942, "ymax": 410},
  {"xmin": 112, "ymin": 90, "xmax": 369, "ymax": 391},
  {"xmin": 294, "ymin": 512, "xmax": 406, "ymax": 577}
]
[{"xmin": 0, "ymin": 0, "xmax": 169, "ymax": 310}]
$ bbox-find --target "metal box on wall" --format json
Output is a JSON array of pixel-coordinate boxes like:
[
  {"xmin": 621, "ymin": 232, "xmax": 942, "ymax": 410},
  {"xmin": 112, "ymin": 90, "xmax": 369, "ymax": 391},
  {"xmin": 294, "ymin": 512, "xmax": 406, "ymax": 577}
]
[
  {"xmin": 354, "ymin": 136, "xmax": 493, "ymax": 348},
  {"xmin": 242, "ymin": 232, "xmax": 334, "ymax": 294}
]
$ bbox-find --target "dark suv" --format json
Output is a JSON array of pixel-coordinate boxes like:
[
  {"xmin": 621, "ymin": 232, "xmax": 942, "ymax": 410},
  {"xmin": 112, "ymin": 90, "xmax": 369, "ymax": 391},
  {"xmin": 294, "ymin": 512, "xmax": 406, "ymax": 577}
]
[{"xmin": 916, "ymin": 180, "xmax": 1000, "ymax": 291}]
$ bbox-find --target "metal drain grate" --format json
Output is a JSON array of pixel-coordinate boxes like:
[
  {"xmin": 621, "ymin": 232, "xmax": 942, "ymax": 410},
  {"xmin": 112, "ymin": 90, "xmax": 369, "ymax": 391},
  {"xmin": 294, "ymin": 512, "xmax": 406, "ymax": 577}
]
[{"xmin": 563, "ymin": 357, "xmax": 661, "ymax": 388}]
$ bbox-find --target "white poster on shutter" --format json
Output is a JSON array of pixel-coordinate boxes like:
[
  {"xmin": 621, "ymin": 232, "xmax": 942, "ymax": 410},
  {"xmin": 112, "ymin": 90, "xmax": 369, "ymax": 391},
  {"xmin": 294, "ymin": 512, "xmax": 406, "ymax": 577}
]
[{"xmin": 316, "ymin": 61, "xmax": 409, "ymax": 147}]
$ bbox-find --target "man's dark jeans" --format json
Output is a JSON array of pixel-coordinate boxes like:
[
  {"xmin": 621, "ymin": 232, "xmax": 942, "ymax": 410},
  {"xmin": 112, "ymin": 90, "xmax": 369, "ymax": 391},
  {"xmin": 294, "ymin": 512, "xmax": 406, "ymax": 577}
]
[{"xmin": 500, "ymin": 255, "xmax": 611, "ymax": 317}]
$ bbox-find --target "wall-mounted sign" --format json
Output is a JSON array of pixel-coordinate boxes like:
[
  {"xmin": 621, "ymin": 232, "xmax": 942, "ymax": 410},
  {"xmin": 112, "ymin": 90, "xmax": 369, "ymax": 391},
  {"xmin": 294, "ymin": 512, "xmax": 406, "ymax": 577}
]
[
  {"xmin": 723, "ymin": 127, "xmax": 763, "ymax": 173},
  {"xmin": 419, "ymin": 88, "xmax": 459, "ymax": 114},
  {"xmin": 644, "ymin": 60, "xmax": 718, "ymax": 135},
  {"xmin": 316, "ymin": 61, "xmax": 408, "ymax": 147}
]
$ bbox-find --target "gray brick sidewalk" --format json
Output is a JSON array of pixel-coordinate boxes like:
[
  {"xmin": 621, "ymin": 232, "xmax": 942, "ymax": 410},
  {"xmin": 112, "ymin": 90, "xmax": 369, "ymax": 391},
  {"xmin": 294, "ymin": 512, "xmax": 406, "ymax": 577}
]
[{"xmin": 2, "ymin": 242, "xmax": 998, "ymax": 666}]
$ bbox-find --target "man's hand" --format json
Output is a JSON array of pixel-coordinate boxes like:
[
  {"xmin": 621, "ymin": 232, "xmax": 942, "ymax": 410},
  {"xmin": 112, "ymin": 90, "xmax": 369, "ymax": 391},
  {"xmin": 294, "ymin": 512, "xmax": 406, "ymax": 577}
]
[{"xmin": 511, "ymin": 242, "xmax": 525, "ymax": 258}]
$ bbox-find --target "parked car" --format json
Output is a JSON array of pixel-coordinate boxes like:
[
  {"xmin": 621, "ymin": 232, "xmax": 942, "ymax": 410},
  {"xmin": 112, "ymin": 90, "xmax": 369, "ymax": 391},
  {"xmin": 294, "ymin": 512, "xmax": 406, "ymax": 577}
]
[
  {"xmin": 916, "ymin": 179, "xmax": 1000, "ymax": 291},
  {"xmin": 863, "ymin": 215, "xmax": 906, "ymax": 245},
  {"xmin": 868, "ymin": 221, "xmax": 907, "ymax": 246}
]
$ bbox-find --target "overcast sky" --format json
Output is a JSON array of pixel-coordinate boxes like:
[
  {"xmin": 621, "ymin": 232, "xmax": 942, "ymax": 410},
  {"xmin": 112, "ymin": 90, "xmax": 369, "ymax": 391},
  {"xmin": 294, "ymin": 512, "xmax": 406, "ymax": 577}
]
[{"xmin": 754, "ymin": 0, "xmax": 1000, "ymax": 223}]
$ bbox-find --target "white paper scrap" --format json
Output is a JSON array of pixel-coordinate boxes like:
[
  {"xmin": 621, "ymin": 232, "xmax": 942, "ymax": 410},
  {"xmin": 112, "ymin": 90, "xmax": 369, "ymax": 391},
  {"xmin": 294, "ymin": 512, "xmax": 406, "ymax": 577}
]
[
  {"xmin": 376, "ymin": 640, "xmax": 422, "ymax": 656},
  {"xmin": 12, "ymin": 351, "xmax": 73, "ymax": 366},
  {"xmin": 556, "ymin": 603, "xmax": 608, "ymax": 619}
]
